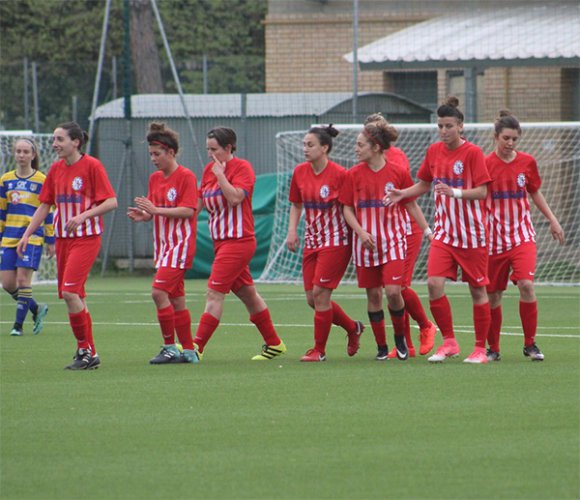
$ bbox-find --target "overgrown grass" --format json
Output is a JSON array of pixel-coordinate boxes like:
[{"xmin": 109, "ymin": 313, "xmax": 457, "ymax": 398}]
[{"xmin": 1, "ymin": 278, "xmax": 578, "ymax": 499}]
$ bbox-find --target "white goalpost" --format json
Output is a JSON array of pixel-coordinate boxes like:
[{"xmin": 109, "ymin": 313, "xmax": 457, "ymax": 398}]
[{"xmin": 260, "ymin": 122, "xmax": 580, "ymax": 285}]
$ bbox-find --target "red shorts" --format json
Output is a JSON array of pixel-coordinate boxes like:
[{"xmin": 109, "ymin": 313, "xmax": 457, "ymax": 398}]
[
  {"xmin": 487, "ymin": 242, "xmax": 537, "ymax": 293},
  {"xmin": 402, "ymin": 231, "xmax": 422, "ymax": 287},
  {"xmin": 208, "ymin": 238, "xmax": 256, "ymax": 294},
  {"xmin": 152, "ymin": 267, "xmax": 186, "ymax": 298},
  {"xmin": 56, "ymin": 236, "xmax": 101, "ymax": 299},
  {"xmin": 302, "ymin": 245, "xmax": 351, "ymax": 291},
  {"xmin": 427, "ymin": 239, "xmax": 489, "ymax": 287},
  {"xmin": 356, "ymin": 259, "xmax": 405, "ymax": 289}
]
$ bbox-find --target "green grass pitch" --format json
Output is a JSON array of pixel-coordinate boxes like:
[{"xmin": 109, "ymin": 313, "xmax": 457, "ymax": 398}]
[{"xmin": 1, "ymin": 277, "xmax": 579, "ymax": 499}]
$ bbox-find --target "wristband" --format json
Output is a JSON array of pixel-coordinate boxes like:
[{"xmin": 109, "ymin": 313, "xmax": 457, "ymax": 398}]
[
  {"xmin": 424, "ymin": 227, "xmax": 433, "ymax": 237},
  {"xmin": 452, "ymin": 188, "xmax": 463, "ymax": 199}
]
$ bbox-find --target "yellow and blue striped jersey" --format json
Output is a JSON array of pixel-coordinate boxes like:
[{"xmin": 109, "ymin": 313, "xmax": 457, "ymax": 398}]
[{"xmin": 0, "ymin": 170, "xmax": 55, "ymax": 248}]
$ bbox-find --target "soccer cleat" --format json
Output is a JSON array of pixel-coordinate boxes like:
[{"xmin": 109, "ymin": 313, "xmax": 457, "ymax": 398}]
[
  {"xmin": 392, "ymin": 335, "xmax": 408, "ymax": 360},
  {"xmin": 149, "ymin": 345, "xmax": 182, "ymax": 364},
  {"xmin": 486, "ymin": 349, "xmax": 501, "ymax": 362},
  {"xmin": 523, "ymin": 343, "xmax": 544, "ymax": 361},
  {"xmin": 346, "ymin": 320, "xmax": 365, "ymax": 357},
  {"xmin": 463, "ymin": 347, "xmax": 489, "ymax": 364},
  {"xmin": 32, "ymin": 303, "xmax": 49, "ymax": 335},
  {"xmin": 375, "ymin": 345, "xmax": 389, "ymax": 361},
  {"xmin": 251, "ymin": 341, "xmax": 287, "ymax": 360},
  {"xmin": 10, "ymin": 327, "xmax": 23, "ymax": 336},
  {"xmin": 181, "ymin": 348, "xmax": 201, "ymax": 364},
  {"xmin": 300, "ymin": 348, "xmax": 326, "ymax": 362},
  {"xmin": 428, "ymin": 339, "xmax": 460, "ymax": 363},
  {"xmin": 65, "ymin": 348, "xmax": 97, "ymax": 370},
  {"xmin": 387, "ymin": 346, "xmax": 416, "ymax": 359},
  {"xmin": 419, "ymin": 321, "xmax": 437, "ymax": 355}
]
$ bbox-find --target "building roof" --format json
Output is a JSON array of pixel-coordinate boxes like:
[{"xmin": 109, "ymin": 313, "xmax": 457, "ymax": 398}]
[
  {"xmin": 344, "ymin": 5, "xmax": 580, "ymax": 70},
  {"xmin": 93, "ymin": 92, "xmax": 430, "ymax": 119}
]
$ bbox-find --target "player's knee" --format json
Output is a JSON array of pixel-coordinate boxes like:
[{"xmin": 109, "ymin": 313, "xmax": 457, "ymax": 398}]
[{"xmin": 517, "ymin": 280, "xmax": 535, "ymax": 301}]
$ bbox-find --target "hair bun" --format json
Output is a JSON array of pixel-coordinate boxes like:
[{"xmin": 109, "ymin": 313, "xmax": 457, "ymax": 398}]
[
  {"xmin": 445, "ymin": 96, "xmax": 460, "ymax": 108},
  {"xmin": 498, "ymin": 109, "xmax": 513, "ymax": 118}
]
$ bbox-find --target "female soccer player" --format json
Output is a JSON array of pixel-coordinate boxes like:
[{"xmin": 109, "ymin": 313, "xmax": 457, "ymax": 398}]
[
  {"xmin": 127, "ymin": 122, "xmax": 198, "ymax": 364},
  {"xmin": 387, "ymin": 97, "xmax": 492, "ymax": 364},
  {"xmin": 192, "ymin": 126, "xmax": 286, "ymax": 361},
  {"xmin": 17, "ymin": 122, "xmax": 117, "ymax": 370},
  {"xmin": 286, "ymin": 125, "xmax": 364, "ymax": 362},
  {"xmin": 364, "ymin": 113, "xmax": 437, "ymax": 358},
  {"xmin": 485, "ymin": 110, "xmax": 565, "ymax": 361},
  {"xmin": 1, "ymin": 137, "xmax": 54, "ymax": 336},
  {"xmin": 340, "ymin": 120, "xmax": 429, "ymax": 361}
]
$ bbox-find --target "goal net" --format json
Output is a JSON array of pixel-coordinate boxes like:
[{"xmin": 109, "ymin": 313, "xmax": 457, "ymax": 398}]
[
  {"xmin": 260, "ymin": 122, "xmax": 580, "ymax": 285},
  {"xmin": 0, "ymin": 132, "xmax": 58, "ymax": 283}
]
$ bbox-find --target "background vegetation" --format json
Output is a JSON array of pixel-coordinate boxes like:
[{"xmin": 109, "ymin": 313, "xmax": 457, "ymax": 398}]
[{"xmin": 0, "ymin": 0, "xmax": 267, "ymax": 132}]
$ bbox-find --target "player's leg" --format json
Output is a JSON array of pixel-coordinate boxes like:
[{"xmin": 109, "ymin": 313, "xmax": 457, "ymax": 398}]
[
  {"xmin": 1, "ymin": 251, "xmax": 21, "ymax": 335},
  {"xmin": 486, "ymin": 251, "xmax": 510, "ymax": 361}
]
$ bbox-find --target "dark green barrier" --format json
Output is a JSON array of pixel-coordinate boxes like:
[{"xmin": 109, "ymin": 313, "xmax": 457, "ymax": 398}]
[{"xmin": 186, "ymin": 173, "xmax": 277, "ymax": 279}]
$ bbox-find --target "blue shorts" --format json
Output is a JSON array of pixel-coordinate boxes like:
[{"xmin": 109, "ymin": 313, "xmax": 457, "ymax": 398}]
[{"xmin": 0, "ymin": 245, "xmax": 43, "ymax": 271}]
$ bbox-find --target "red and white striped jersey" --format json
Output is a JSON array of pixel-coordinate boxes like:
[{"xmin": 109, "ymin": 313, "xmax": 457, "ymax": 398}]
[
  {"xmin": 386, "ymin": 147, "xmax": 421, "ymax": 236},
  {"xmin": 289, "ymin": 160, "xmax": 350, "ymax": 249},
  {"xmin": 486, "ymin": 151, "xmax": 541, "ymax": 255},
  {"xmin": 418, "ymin": 141, "xmax": 490, "ymax": 249},
  {"xmin": 339, "ymin": 160, "xmax": 413, "ymax": 267},
  {"xmin": 200, "ymin": 157, "xmax": 255, "ymax": 241},
  {"xmin": 148, "ymin": 165, "xmax": 198, "ymax": 269},
  {"xmin": 39, "ymin": 154, "xmax": 116, "ymax": 238}
]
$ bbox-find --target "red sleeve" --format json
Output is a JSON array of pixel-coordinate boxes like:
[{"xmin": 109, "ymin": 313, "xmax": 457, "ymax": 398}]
[
  {"xmin": 339, "ymin": 170, "xmax": 354, "ymax": 207},
  {"xmin": 178, "ymin": 169, "xmax": 198, "ymax": 209},
  {"xmin": 417, "ymin": 149, "xmax": 434, "ymax": 183},
  {"xmin": 288, "ymin": 168, "xmax": 302, "ymax": 203},
  {"xmin": 230, "ymin": 160, "xmax": 255, "ymax": 196},
  {"xmin": 526, "ymin": 157, "xmax": 542, "ymax": 193},
  {"xmin": 38, "ymin": 163, "xmax": 56, "ymax": 205},
  {"xmin": 468, "ymin": 147, "xmax": 491, "ymax": 188},
  {"xmin": 91, "ymin": 159, "xmax": 116, "ymax": 202}
]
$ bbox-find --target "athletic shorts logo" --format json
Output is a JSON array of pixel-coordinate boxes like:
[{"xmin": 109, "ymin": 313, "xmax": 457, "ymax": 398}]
[
  {"xmin": 392, "ymin": 275, "xmax": 402, "ymax": 280},
  {"xmin": 453, "ymin": 161, "xmax": 464, "ymax": 175},
  {"xmin": 167, "ymin": 187, "xmax": 177, "ymax": 202},
  {"xmin": 476, "ymin": 276, "xmax": 485, "ymax": 282},
  {"xmin": 320, "ymin": 277, "xmax": 331, "ymax": 283},
  {"xmin": 72, "ymin": 176, "xmax": 83, "ymax": 191},
  {"xmin": 211, "ymin": 280, "xmax": 223, "ymax": 286},
  {"xmin": 517, "ymin": 173, "xmax": 526, "ymax": 188},
  {"xmin": 384, "ymin": 182, "xmax": 395, "ymax": 194},
  {"xmin": 64, "ymin": 281, "xmax": 78, "ymax": 287},
  {"xmin": 319, "ymin": 185, "xmax": 330, "ymax": 199}
]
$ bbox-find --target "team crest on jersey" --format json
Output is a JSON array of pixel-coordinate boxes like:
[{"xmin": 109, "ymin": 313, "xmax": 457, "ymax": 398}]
[
  {"xmin": 319, "ymin": 184, "xmax": 330, "ymax": 199},
  {"xmin": 167, "ymin": 187, "xmax": 177, "ymax": 202},
  {"xmin": 453, "ymin": 161, "xmax": 464, "ymax": 175},
  {"xmin": 516, "ymin": 173, "xmax": 526, "ymax": 187},
  {"xmin": 384, "ymin": 182, "xmax": 395, "ymax": 194},
  {"xmin": 72, "ymin": 176, "xmax": 83, "ymax": 191},
  {"xmin": 29, "ymin": 184, "xmax": 37, "ymax": 192}
]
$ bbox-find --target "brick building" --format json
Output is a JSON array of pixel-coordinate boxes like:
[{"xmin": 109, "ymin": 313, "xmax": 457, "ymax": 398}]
[{"xmin": 265, "ymin": 0, "xmax": 579, "ymax": 122}]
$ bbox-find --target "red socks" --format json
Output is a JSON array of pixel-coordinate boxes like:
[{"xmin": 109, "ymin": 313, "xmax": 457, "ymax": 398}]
[
  {"xmin": 331, "ymin": 301, "xmax": 356, "ymax": 334},
  {"xmin": 368, "ymin": 310, "xmax": 387, "ymax": 347},
  {"xmin": 520, "ymin": 301, "xmax": 538, "ymax": 347},
  {"xmin": 250, "ymin": 308, "xmax": 281, "ymax": 346},
  {"xmin": 314, "ymin": 308, "xmax": 333, "ymax": 354},
  {"xmin": 430, "ymin": 295, "xmax": 454, "ymax": 340},
  {"xmin": 69, "ymin": 310, "xmax": 90, "ymax": 350},
  {"xmin": 174, "ymin": 309, "xmax": 194, "ymax": 350},
  {"xmin": 193, "ymin": 312, "xmax": 220, "ymax": 353},
  {"xmin": 157, "ymin": 305, "xmax": 175, "ymax": 345},
  {"xmin": 401, "ymin": 287, "xmax": 430, "ymax": 329},
  {"xmin": 389, "ymin": 307, "xmax": 406, "ymax": 338},
  {"xmin": 488, "ymin": 306, "xmax": 502, "ymax": 352},
  {"xmin": 473, "ymin": 302, "xmax": 491, "ymax": 349}
]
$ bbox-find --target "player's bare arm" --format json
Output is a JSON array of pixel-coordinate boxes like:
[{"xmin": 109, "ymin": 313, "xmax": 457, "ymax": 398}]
[
  {"xmin": 286, "ymin": 203, "xmax": 302, "ymax": 253},
  {"xmin": 343, "ymin": 205, "xmax": 375, "ymax": 251},
  {"xmin": 64, "ymin": 197, "xmax": 118, "ymax": 233},
  {"xmin": 385, "ymin": 179, "xmax": 430, "ymax": 205},
  {"xmin": 530, "ymin": 190, "xmax": 565, "ymax": 244},
  {"xmin": 211, "ymin": 154, "xmax": 245, "ymax": 206},
  {"xmin": 16, "ymin": 202, "xmax": 52, "ymax": 257},
  {"xmin": 433, "ymin": 181, "xmax": 487, "ymax": 200}
]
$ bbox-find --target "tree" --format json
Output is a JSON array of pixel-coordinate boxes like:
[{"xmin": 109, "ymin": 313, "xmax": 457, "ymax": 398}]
[{"xmin": 129, "ymin": 0, "xmax": 163, "ymax": 93}]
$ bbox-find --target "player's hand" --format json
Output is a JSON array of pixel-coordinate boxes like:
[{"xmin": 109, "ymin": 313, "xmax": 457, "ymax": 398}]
[
  {"xmin": 211, "ymin": 155, "xmax": 226, "ymax": 177},
  {"xmin": 64, "ymin": 214, "xmax": 86, "ymax": 234},
  {"xmin": 45, "ymin": 244, "xmax": 56, "ymax": 259},
  {"xmin": 286, "ymin": 230, "xmax": 299, "ymax": 253},
  {"xmin": 16, "ymin": 236, "xmax": 29, "ymax": 258},
  {"xmin": 359, "ymin": 230, "xmax": 376, "ymax": 251},
  {"xmin": 134, "ymin": 196, "xmax": 156, "ymax": 216},
  {"xmin": 385, "ymin": 188, "xmax": 403, "ymax": 205},
  {"xmin": 433, "ymin": 181, "xmax": 452, "ymax": 197},
  {"xmin": 127, "ymin": 206, "xmax": 148, "ymax": 222},
  {"xmin": 550, "ymin": 219, "xmax": 565, "ymax": 245}
]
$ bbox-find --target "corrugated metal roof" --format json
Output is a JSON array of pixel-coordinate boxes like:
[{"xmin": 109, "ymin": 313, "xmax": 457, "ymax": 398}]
[
  {"xmin": 345, "ymin": 5, "xmax": 580, "ymax": 69},
  {"xmin": 94, "ymin": 93, "xmax": 363, "ymax": 119}
]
